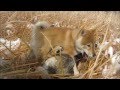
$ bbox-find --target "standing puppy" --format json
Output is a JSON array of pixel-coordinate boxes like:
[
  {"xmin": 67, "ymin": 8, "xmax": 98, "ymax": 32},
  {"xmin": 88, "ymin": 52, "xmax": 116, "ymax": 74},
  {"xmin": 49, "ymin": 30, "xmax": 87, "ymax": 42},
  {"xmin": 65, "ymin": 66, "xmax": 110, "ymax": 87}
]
[{"xmin": 30, "ymin": 21, "xmax": 98, "ymax": 75}]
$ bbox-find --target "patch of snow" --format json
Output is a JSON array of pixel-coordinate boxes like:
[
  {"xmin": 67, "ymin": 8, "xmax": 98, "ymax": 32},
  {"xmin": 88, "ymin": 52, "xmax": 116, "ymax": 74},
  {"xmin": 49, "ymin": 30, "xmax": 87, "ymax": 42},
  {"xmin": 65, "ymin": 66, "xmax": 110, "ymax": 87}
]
[
  {"xmin": 114, "ymin": 38, "xmax": 120, "ymax": 43},
  {"xmin": 102, "ymin": 65, "xmax": 111, "ymax": 77},
  {"xmin": 99, "ymin": 41, "xmax": 109, "ymax": 49},
  {"xmin": 105, "ymin": 46, "xmax": 114, "ymax": 58},
  {"xmin": 111, "ymin": 51, "xmax": 120, "ymax": 75},
  {"xmin": 52, "ymin": 22, "xmax": 60, "ymax": 27},
  {"xmin": 0, "ymin": 38, "xmax": 6, "ymax": 44},
  {"xmin": 111, "ymin": 51, "xmax": 120, "ymax": 65},
  {"xmin": 6, "ymin": 23, "xmax": 13, "ymax": 29},
  {"xmin": 27, "ymin": 23, "xmax": 34, "ymax": 30},
  {"xmin": 5, "ymin": 38, "xmax": 21, "ymax": 51},
  {"xmin": 99, "ymin": 41, "xmax": 114, "ymax": 58},
  {"xmin": 0, "ymin": 38, "xmax": 21, "ymax": 52}
]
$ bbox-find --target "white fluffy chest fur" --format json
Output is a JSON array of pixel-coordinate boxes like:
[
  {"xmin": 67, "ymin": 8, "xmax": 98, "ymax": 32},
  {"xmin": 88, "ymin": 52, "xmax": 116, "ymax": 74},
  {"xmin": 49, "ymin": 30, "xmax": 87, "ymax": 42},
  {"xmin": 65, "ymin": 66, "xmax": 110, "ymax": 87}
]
[{"xmin": 75, "ymin": 37, "xmax": 84, "ymax": 54}]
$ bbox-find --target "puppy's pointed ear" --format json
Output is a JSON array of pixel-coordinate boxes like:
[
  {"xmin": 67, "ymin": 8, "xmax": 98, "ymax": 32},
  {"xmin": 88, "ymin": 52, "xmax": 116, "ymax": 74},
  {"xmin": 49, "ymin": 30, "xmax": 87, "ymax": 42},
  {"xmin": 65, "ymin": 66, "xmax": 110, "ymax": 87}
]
[
  {"xmin": 90, "ymin": 29, "xmax": 96, "ymax": 33},
  {"xmin": 76, "ymin": 29, "xmax": 86, "ymax": 38}
]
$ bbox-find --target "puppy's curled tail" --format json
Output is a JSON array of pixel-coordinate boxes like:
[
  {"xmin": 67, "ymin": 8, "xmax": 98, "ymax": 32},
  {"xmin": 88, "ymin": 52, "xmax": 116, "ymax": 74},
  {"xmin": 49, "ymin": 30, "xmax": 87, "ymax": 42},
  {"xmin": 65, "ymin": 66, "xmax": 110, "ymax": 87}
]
[{"xmin": 33, "ymin": 21, "xmax": 51, "ymax": 30}]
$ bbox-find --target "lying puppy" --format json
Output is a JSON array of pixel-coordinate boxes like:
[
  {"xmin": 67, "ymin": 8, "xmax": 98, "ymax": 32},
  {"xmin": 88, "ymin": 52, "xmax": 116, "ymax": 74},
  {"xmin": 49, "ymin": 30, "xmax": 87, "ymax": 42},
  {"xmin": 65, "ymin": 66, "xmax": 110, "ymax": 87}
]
[
  {"xmin": 43, "ymin": 53, "xmax": 75, "ymax": 75},
  {"xmin": 35, "ymin": 45, "xmax": 75, "ymax": 79}
]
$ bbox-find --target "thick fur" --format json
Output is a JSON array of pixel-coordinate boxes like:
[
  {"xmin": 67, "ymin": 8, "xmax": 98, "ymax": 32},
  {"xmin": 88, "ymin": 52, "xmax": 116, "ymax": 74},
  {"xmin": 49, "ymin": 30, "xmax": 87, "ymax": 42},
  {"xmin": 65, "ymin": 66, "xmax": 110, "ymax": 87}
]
[{"xmin": 43, "ymin": 54, "xmax": 74, "ymax": 75}]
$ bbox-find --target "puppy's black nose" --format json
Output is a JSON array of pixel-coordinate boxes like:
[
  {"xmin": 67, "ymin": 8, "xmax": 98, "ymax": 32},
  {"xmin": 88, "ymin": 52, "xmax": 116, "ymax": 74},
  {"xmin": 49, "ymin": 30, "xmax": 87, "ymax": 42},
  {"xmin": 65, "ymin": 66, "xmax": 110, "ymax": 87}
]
[
  {"xmin": 56, "ymin": 50, "xmax": 60, "ymax": 54},
  {"xmin": 93, "ymin": 53, "xmax": 96, "ymax": 57}
]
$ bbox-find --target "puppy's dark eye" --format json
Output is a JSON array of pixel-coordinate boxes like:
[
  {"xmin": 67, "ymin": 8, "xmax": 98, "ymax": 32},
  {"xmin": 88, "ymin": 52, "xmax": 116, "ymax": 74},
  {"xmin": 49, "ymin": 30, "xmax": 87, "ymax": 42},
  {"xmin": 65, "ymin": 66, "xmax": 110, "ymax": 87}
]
[
  {"xmin": 95, "ymin": 44, "xmax": 97, "ymax": 47},
  {"xmin": 87, "ymin": 44, "xmax": 91, "ymax": 47}
]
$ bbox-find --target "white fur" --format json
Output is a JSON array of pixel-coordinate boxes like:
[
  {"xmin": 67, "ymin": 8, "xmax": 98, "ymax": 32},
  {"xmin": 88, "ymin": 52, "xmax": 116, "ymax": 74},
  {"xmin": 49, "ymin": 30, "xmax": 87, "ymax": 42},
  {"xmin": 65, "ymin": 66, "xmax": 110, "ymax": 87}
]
[
  {"xmin": 75, "ymin": 37, "xmax": 93, "ymax": 57},
  {"xmin": 44, "ymin": 56, "xmax": 77, "ymax": 76},
  {"xmin": 44, "ymin": 57, "xmax": 57, "ymax": 67},
  {"xmin": 34, "ymin": 21, "xmax": 51, "ymax": 29},
  {"xmin": 75, "ymin": 37, "xmax": 84, "ymax": 53},
  {"xmin": 73, "ymin": 63, "xmax": 80, "ymax": 75}
]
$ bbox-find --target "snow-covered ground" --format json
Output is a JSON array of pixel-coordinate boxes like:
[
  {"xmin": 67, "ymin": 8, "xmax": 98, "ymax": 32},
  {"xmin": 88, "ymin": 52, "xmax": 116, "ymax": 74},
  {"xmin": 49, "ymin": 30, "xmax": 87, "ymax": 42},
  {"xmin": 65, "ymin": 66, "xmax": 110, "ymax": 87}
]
[
  {"xmin": 0, "ymin": 38, "xmax": 21, "ymax": 51},
  {"xmin": 99, "ymin": 37, "xmax": 120, "ymax": 78},
  {"xmin": 0, "ymin": 38, "xmax": 21, "ymax": 56}
]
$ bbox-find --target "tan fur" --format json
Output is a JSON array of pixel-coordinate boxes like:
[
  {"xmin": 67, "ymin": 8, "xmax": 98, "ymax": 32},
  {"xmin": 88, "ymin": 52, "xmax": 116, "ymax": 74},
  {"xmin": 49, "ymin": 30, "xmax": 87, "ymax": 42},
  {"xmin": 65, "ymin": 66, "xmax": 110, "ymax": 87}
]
[
  {"xmin": 31, "ymin": 27, "xmax": 75, "ymax": 61},
  {"xmin": 75, "ymin": 29, "xmax": 97, "ymax": 57}
]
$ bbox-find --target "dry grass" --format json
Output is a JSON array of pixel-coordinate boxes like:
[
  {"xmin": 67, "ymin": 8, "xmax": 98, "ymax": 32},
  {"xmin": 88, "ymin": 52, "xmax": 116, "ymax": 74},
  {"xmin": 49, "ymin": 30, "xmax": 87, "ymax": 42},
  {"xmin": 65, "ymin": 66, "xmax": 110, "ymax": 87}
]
[{"xmin": 0, "ymin": 11, "xmax": 120, "ymax": 79}]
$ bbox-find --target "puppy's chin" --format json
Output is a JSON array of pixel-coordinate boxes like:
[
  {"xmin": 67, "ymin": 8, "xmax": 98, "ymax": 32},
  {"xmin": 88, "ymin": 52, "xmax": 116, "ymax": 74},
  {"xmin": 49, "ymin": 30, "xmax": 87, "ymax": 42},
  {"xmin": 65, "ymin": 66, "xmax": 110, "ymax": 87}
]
[{"xmin": 87, "ymin": 54, "xmax": 96, "ymax": 59}]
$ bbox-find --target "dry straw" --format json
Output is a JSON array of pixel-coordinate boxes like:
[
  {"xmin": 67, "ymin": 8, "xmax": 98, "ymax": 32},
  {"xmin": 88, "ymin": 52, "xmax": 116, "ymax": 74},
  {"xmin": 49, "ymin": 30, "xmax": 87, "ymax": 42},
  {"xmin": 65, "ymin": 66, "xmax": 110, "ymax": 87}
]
[{"xmin": 0, "ymin": 11, "xmax": 120, "ymax": 79}]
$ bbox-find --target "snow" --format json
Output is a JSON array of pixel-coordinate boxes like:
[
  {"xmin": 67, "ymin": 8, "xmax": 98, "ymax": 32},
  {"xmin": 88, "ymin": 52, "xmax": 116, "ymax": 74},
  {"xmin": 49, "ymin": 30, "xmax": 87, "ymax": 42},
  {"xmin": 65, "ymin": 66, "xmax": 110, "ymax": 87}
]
[
  {"xmin": 99, "ymin": 41, "xmax": 114, "ymax": 58},
  {"xmin": 114, "ymin": 38, "xmax": 120, "ymax": 43},
  {"xmin": 6, "ymin": 23, "xmax": 13, "ymax": 29},
  {"xmin": 105, "ymin": 46, "xmax": 114, "ymax": 58},
  {"xmin": 27, "ymin": 23, "xmax": 34, "ymax": 30},
  {"xmin": 102, "ymin": 51, "xmax": 120, "ymax": 77},
  {"xmin": 100, "ymin": 39, "xmax": 120, "ymax": 77},
  {"xmin": 111, "ymin": 51, "xmax": 120, "ymax": 75},
  {"xmin": 0, "ymin": 38, "xmax": 21, "ymax": 52},
  {"xmin": 102, "ymin": 65, "xmax": 110, "ymax": 77},
  {"xmin": 99, "ymin": 41, "xmax": 109, "ymax": 49},
  {"xmin": 52, "ymin": 22, "xmax": 60, "ymax": 27},
  {"xmin": 111, "ymin": 51, "xmax": 120, "ymax": 65},
  {"xmin": 0, "ymin": 38, "xmax": 6, "ymax": 44}
]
